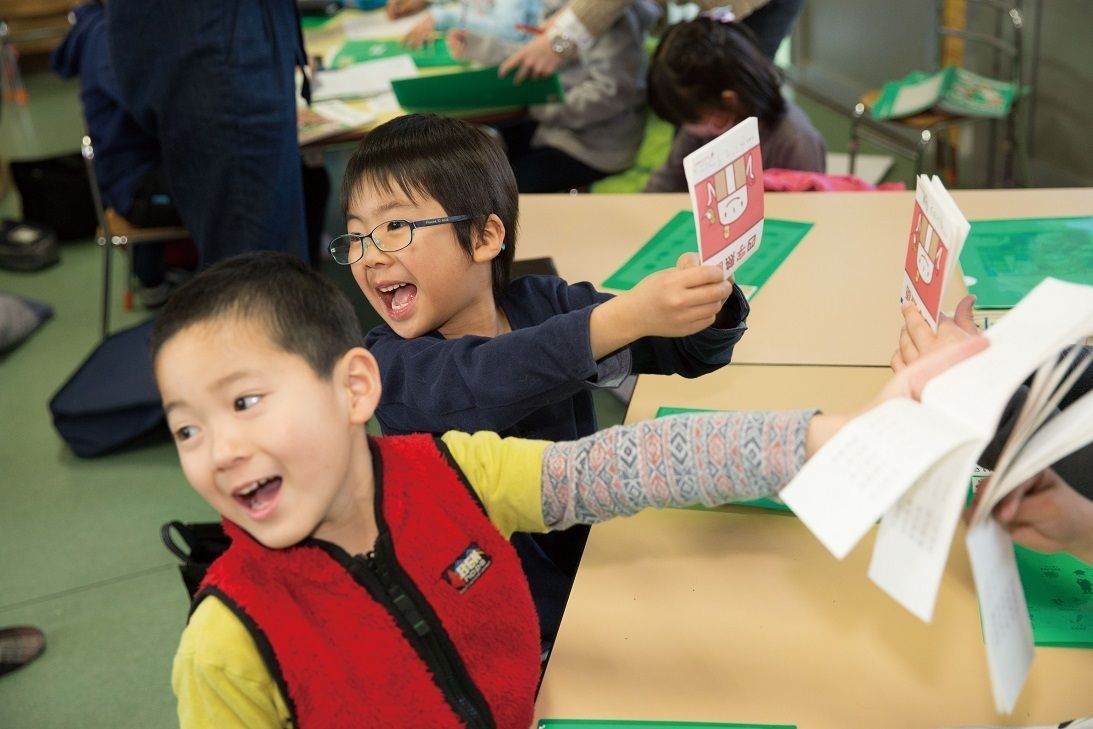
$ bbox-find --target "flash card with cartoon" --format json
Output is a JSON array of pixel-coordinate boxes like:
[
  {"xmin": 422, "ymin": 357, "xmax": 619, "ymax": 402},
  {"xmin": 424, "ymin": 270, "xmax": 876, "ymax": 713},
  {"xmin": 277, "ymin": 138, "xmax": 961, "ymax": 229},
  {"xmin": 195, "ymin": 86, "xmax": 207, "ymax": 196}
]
[
  {"xmin": 900, "ymin": 175, "xmax": 971, "ymax": 331},
  {"xmin": 682, "ymin": 117, "xmax": 765, "ymax": 278}
]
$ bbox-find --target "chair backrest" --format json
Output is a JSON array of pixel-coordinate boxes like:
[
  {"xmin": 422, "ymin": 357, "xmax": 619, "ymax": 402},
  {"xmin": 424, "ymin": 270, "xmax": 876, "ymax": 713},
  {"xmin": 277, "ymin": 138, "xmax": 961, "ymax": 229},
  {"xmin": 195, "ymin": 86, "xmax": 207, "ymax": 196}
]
[{"xmin": 938, "ymin": 0, "xmax": 1023, "ymax": 87}]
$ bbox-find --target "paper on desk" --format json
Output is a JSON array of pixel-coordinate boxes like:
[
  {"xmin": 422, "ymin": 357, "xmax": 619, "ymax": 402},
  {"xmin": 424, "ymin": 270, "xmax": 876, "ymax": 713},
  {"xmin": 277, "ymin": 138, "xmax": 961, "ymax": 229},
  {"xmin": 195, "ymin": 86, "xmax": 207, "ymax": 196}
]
[
  {"xmin": 867, "ymin": 443, "xmax": 979, "ymax": 622},
  {"xmin": 312, "ymin": 56, "xmax": 419, "ymax": 101},
  {"xmin": 1014, "ymin": 546, "xmax": 1093, "ymax": 648},
  {"xmin": 966, "ymin": 518, "xmax": 1035, "ymax": 714},
  {"xmin": 779, "ymin": 398, "xmax": 972, "ymax": 560}
]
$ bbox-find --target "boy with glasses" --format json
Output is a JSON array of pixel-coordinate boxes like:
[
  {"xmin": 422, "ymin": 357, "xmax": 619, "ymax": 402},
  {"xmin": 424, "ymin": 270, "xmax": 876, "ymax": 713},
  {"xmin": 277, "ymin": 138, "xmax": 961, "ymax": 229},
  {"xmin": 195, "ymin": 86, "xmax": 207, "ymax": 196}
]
[{"xmin": 333, "ymin": 113, "xmax": 750, "ymax": 654}]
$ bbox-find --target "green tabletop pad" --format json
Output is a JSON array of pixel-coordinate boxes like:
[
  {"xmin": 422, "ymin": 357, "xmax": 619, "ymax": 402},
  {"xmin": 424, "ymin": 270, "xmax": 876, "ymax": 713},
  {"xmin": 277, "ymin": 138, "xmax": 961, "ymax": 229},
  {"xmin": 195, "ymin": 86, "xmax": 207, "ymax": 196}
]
[
  {"xmin": 391, "ymin": 67, "xmax": 563, "ymax": 111},
  {"xmin": 959, "ymin": 216, "xmax": 1093, "ymax": 309},
  {"xmin": 653, "ymin": 407, "xmax": 791, "ymax": 513},
  {"xmin": 1014, "ymin": 545, "xmax": 1093, "ymax": 648},
  {"xmin": 602, "ymin": 211, "xmax": 812, "ymax": 295},
  {"xmin": 330, "ymin": 38, "xmax": 462, "ymax": 69}
]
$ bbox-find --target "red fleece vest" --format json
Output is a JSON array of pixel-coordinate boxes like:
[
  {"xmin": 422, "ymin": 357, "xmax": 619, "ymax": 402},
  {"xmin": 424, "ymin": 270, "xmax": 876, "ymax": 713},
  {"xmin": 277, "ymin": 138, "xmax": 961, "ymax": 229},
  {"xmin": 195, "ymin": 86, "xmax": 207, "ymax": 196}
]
[{"xmin": 196, "ymin": 435, "xmax": 540, "ymax": 729}]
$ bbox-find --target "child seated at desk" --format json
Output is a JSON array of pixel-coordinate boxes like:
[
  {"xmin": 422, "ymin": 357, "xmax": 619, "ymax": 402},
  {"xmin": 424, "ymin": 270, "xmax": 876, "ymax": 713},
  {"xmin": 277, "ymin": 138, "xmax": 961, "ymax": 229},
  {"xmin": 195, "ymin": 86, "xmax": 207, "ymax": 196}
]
[
  {"xmin": 644, "ymin": 12, "xmax": 826, "ymax": 193},
  {"xmin": 445, "ymin": 0, "xmax": 661, "ymax": 192},
  {"xmin": 336, "ymin": 112, "xmax": 748, "ymax": 650},
  {"xmin": 158, "ymin": 252, "xmax": 984, "ymax": 728}
]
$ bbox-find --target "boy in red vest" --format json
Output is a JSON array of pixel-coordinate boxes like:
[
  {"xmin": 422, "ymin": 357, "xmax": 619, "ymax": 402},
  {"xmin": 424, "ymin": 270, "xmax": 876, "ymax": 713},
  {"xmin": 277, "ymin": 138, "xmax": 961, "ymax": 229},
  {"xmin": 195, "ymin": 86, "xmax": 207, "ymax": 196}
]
[{"xmin": 153, "ymin": 252, "xmax": 984, "ymax": 728}]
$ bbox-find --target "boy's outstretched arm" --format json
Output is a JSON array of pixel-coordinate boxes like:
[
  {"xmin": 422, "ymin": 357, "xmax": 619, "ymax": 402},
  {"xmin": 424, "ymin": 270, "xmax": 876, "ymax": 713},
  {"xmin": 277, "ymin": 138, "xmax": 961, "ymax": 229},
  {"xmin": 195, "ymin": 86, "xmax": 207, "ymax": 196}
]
[
  {"xmin": 367, "ymin": 278, "xmax": 628, "ymax": 436},
  {"xmin": 535, "ymin": 336, "xmax": 988, "ymax": 530}
]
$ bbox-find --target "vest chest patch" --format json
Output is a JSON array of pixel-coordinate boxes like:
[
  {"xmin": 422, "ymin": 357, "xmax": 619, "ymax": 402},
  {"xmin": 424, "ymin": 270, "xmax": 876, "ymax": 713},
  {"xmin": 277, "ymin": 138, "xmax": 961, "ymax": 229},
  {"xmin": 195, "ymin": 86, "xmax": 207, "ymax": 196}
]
[{"xmin": 442, "ymin": 543, "xmax": 491, "ymax": 593}]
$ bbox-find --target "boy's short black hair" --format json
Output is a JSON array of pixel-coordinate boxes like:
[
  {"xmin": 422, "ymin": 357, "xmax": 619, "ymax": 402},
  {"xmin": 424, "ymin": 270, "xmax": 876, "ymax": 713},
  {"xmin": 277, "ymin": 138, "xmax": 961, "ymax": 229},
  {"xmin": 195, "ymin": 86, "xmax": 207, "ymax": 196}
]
[
  {"xmin": 340, "ymin": 114, "xmax": 518, "ymax": 303},
  {"xmin": 149, "ymin": 253, "xmax": 363, "ymax": 379},
  {"xmin": 648, "ymin": 17, "xmax": 786, "ymax": 128}
]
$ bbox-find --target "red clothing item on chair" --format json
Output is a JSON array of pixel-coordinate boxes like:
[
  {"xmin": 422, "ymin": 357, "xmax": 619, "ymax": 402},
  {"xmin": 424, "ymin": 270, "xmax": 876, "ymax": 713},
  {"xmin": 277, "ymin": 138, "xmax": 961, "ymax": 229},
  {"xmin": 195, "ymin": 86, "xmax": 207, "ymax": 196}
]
[
  {"xmin": 196, "ymin": 434, "xmax": 541, "ymax": 729},
  {"xmin": 764, "ymin": 168, "xmax": 906, "ymax": 192}
]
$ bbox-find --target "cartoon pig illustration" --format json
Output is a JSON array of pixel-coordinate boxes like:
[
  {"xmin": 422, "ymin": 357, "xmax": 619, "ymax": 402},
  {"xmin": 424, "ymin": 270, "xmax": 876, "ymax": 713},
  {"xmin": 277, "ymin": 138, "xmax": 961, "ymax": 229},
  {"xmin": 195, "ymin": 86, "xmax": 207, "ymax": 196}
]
[{"xmin": 704, "ymin": 154, "xmax": 755, "ymax": 239}]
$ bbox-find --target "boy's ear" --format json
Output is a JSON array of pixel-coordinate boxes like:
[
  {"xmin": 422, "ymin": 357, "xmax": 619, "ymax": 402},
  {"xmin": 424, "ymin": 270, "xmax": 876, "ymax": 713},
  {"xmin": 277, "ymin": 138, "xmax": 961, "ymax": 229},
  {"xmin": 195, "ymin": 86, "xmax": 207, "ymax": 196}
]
[
  {"xmin": 471, "ymin": 214, "xmax": 507, "ymax": 263},
  {"xmin": 339, "ymin": 347, "xmax": 382, "ymax": 425}
]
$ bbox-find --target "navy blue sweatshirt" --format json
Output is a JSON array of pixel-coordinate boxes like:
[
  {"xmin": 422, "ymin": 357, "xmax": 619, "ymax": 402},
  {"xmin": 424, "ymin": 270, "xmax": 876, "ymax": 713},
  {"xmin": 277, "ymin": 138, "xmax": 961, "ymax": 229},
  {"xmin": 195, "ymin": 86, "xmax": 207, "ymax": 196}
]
[{"xmin": 365, "ymin": 274, "xmax": 750, "ymax": 440}]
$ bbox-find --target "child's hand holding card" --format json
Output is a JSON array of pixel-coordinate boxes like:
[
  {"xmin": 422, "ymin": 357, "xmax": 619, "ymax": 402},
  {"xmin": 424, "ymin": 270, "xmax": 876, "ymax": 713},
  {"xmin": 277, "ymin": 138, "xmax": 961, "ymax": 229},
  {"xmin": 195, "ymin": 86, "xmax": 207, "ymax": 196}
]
[
  {"xmin": 682, "ymin": 117, "xmax": 765, "ymax": 279},
  {"xmin": 900, "ymin": 174, "xmax": 971, "ymax": 331}
]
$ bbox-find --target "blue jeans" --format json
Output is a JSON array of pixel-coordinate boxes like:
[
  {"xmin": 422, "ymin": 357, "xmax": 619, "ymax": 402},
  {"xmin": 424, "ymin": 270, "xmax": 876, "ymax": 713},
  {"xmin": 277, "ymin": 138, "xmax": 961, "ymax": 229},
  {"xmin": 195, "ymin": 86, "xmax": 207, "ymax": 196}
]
[{"xmin": 107, "ymin": 0, "xmax": 308, "ymax": 266}]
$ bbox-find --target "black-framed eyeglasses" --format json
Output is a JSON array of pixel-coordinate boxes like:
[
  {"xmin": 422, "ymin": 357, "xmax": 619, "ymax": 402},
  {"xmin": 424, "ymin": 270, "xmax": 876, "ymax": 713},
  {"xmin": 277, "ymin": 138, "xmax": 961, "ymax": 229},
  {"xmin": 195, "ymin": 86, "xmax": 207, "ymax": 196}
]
[{"xmin": 328, "ymin": 214, "xmax": 476, "ymax": 265}]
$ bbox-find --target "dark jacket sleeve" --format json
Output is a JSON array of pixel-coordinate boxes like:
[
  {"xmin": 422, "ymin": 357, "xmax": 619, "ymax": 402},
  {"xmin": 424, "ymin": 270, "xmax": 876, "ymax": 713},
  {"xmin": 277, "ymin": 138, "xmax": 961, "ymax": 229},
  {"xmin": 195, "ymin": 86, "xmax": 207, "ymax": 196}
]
[
  {"xmin": 978, "ymin": 346, "xmax": 1093, "ymax": 500},
  {"xmin": 628, "ymin": 283, "xmax": 750, "ymax": 377},
  {"xmin": 365, "ymin": 277, "xmax": 617, "ymax": 435}
]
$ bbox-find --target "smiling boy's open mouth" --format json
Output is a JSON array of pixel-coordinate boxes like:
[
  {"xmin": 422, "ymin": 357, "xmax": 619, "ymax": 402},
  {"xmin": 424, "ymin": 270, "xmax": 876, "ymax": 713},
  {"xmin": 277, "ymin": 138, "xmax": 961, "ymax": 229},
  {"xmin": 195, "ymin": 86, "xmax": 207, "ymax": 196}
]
[
  {"xmin": 376, "ymin": 282, "xmax": 418, "ymax": 316},
  {"xmin": 234, "ymin": 476, "xmax": 283, "ymax": 514}
]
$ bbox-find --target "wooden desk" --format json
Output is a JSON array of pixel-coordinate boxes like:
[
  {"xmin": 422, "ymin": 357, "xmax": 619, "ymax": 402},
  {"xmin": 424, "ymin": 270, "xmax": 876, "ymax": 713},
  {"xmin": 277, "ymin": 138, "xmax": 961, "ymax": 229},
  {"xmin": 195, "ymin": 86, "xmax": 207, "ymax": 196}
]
[
  {"xmin": 535, "ymin": 365, "xmax": 1093, "ymax": 727},
  {"xmin": 517, "ymin": 188, "xmax": 1093, "ymax": 367}
]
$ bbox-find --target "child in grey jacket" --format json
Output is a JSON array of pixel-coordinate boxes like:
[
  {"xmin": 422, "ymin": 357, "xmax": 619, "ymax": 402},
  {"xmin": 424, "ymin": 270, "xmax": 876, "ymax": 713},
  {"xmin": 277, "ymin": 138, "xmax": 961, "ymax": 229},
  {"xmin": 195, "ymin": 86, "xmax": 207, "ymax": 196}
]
[{"xmin": 451, "ymin": 0, "xmax": 660, "ymax": 192}]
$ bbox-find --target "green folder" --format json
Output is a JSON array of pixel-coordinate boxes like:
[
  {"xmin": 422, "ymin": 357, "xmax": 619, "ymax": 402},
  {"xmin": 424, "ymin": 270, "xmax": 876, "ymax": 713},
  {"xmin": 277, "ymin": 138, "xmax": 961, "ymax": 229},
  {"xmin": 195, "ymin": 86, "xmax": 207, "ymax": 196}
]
[
  {"xmin": 601, "ymin": 211, "xmax": 812, "ymax": 296},
  {"xmin": 1014, "ymin": 545, "xmax": 1093, "ymax": 648},
  {"xmin": 538, "ymin": 721, "xmax": 794, "ymax": 729},
  {"xmin": 330, "ymin": 38, "xmax": 463, "ymax": 69},
  {"xmin": 391, "ymin": 67, "xmax": 563, "ymax": 112},
  {"xmin": 653, "ymin": 407, "xmax": 791, "ymax": 514},
  {"xmin": 959, "ymin": 216, "xmax": 1093, "ymax": 309}
]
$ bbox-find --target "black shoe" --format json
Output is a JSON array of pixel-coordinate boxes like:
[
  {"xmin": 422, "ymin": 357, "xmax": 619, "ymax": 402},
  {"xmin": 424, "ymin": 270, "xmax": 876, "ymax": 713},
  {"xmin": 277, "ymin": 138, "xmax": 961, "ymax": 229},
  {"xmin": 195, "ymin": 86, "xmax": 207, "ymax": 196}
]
[{"xmin": 0, "ymin": 626, "xmax": 45, "ymax": 676}]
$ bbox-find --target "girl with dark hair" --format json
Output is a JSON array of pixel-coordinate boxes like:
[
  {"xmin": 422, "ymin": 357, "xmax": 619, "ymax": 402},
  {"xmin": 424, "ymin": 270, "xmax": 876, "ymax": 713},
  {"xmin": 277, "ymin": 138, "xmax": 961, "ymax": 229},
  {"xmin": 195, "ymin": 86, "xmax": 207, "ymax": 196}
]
[{"xmin": 644, "ymin": 15, "xmax": 826, "ymax": 193}]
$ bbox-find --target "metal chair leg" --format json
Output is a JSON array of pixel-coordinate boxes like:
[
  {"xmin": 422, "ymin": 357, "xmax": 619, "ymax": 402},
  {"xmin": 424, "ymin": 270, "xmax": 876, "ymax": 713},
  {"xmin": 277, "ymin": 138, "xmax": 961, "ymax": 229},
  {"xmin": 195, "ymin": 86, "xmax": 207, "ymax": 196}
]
[
  {"xmin": 912, "ymin": 129, "xmax": 932, "ymax": 180},
  {"xmin": 848, "ymin": 102, "xmax": 866, "ymax": 175}
]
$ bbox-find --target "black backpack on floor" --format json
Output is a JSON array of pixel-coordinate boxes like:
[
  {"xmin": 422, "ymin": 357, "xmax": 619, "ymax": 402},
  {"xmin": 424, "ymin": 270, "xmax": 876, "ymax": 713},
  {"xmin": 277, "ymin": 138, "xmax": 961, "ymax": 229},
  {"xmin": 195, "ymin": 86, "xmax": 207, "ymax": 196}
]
[{"xmin": 49, "ymin": 319, "xmax": 168, "ymax": 457}]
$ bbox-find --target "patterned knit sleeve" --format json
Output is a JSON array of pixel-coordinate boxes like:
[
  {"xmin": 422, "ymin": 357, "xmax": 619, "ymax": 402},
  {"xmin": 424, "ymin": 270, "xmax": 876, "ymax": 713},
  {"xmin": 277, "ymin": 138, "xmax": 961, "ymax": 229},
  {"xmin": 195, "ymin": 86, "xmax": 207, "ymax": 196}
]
[{"xmin": 541, "ymin": 410, "xmax": 816, "ymax": 530}]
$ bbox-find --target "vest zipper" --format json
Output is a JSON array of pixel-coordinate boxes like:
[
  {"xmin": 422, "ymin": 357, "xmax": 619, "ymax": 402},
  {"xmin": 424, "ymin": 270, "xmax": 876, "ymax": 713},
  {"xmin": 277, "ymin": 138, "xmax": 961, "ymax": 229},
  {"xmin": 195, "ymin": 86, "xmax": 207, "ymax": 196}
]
[{"xmin": 350, "ymin": 543, "xmax": 496, "ymax": 729}]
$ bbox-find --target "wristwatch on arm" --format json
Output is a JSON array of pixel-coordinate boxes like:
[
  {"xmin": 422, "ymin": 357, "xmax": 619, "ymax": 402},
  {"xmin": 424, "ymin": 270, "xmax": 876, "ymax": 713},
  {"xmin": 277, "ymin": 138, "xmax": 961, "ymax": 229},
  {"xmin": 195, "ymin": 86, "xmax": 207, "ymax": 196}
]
[{"xmin": 546, "ymin": 7, "xmax": 594, "ymax": 59}]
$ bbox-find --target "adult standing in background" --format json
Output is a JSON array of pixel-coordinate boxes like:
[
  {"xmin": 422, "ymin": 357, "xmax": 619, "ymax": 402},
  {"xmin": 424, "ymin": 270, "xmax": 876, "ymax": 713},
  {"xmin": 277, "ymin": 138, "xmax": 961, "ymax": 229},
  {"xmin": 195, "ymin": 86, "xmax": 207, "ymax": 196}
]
[
  {"xmin": 106, "ymin": 0, "xmax": 310, "ymax": 266},
  {"xmin": 498, "ymin": 0, "xmax": 805, "ymax": 82}
]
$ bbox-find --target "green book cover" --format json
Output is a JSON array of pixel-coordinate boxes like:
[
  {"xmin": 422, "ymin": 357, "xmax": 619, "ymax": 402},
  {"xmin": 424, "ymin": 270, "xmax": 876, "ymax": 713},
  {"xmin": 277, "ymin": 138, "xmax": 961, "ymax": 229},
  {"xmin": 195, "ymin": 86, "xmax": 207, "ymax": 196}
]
[
  {"xmin": 959, "ymin": 216, "xmax": 1093, "ymax": 309},
  {"xmin": 601, "ymin": 211, "xmax": 811, "ymax": 296},
  {"xmin": 1014, "ymin": 545, "xmax": 1093, "ymax": 648},
  {"xmin": 871, "ymin": 66, "xmax": 1018, "ymax": 120},
  {"xmin": 330, "ymin": 38, "xmax": 463, "ymax": 69},
  {"xmin": 653, "ymin": 407, "xmax": 791, "ymax": 514},
  {"xmin": 391, "ymin": 67, "xmax": 563, "ymax": 112},
  {"xmin": 539, "ymin": 721, "xmax": 794, "ymax": 729}
]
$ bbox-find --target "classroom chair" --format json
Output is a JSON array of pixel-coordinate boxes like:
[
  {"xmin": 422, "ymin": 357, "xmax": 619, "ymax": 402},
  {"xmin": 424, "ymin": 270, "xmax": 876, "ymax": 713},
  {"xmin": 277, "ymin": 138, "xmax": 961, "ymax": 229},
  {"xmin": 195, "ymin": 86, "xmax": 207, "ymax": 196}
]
[
  {"xmin": 81, "ymin": 135, "xmax": 188, "ymax": 340},
  {"xmin": 847, "ymin": 0, "xmax": 1025, "ymax": 188}
]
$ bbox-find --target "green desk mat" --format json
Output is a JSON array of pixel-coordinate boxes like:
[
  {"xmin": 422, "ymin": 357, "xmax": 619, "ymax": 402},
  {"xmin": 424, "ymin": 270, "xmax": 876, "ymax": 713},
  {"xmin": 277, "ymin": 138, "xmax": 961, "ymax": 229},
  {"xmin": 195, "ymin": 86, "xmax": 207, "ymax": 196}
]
[
  {"xmin": 330, "ymin": 38, "xmax": 462, "ymax": 69},
  {"xmin": 653, "ymin": 407, "xmax": 790, "ymax": 513},
  {"xmin": 1014, "ymin": 545, "xmax": 1093, "ymax": 648},
  {"xmin": 539, "ymin": 721, "xmax": 794, "ymax": 729},
  {"xmin": 959, "ymin": 216, "xmax": 1093, "ymax": 309},
  {"xmin": 602, "ymin": 211, "xmax": 812, "ymax": 294},
  {"xmin": 301, "ymin": 13, "xmax": 337, "ymax": 30},
  {"xmin": 391, "ymin": 66, "xmax": 563, "ymax": 111}
]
